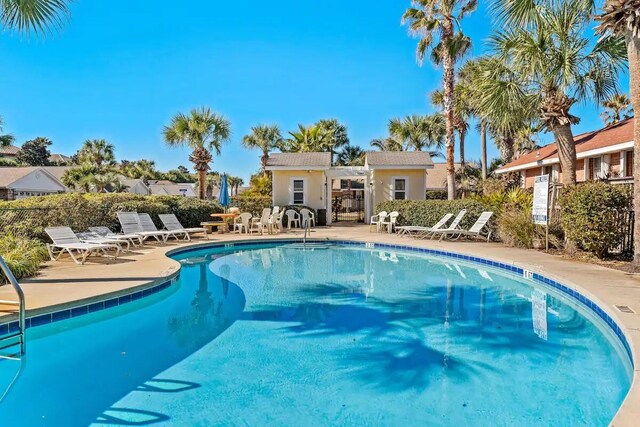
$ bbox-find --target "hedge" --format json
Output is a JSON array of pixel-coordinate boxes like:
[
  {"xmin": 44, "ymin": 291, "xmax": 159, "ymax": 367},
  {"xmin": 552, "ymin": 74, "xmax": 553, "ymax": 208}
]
[
  {"xmin": 375, "ymin": 199, "xmax": 493, "ymax": 232},
  {"xmin": 559, "ymin": 182, "xmax": 632, "ymax": 258},
  {"xmin": 0, "ymin": 193, "xmax": 223, "ymax": 240}
]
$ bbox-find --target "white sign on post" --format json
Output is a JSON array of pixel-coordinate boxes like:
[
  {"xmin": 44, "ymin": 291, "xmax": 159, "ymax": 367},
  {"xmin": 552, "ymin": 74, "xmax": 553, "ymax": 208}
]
[{"xmin": 532, "ymin": 175, "xmax": 550, "ymax": 225}]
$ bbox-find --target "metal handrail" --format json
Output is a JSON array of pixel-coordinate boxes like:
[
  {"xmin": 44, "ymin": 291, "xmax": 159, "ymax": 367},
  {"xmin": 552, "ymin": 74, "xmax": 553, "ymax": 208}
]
[
  {"xmin": 0, "ymin": 256, "xmax": 26, "ymax": 355},
  {"xmin": 303, "ymin": 219, "xmax": 311, "ymax": 246}
]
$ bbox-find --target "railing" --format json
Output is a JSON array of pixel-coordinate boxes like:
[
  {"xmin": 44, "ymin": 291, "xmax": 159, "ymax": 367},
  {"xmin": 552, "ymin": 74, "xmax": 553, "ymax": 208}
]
[{"xmin": 0, "ymin": 256, "xmax": 26, "ymax": 356}]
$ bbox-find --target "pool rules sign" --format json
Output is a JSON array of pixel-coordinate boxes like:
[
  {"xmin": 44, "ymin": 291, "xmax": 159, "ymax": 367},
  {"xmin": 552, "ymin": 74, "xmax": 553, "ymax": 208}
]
[
  {"xmin": 533, "ymin": 175, "xmax": 550, "ymax": 251},
  {"xmin": 532, "ymin": 175, "xmax": 550, "ymax": 225}
]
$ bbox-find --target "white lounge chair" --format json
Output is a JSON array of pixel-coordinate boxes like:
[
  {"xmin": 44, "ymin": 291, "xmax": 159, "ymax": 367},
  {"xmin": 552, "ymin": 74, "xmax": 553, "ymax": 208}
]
[
  {"xmin": 117, "ymin": 212, "xmax": 171, "ymax": 244},
  {"xmin": 427, "ymin": 210, "xmax": 467, "ymax": 240},
  {"xmin": 251, "ymin": 208, "xmax": 272, "ymax": 234},
  {"xmin": 139, "ymin": 213, "xmax": 188, "ymax": 241},
  {"xmin": 45, "ymin": 226, "xmax": 121, "ymax": 265},
  {"xmin": 381, "ymin": 211, "xmax": 399, "ymax": 234},
  {"xmin": 158, "ymin": 214, "xmax": 208, "ymax": 240},
  {"xmin": 285, "ymin": 209, "xmax": 300, "ymax": 229},
  {"xmin": 77, "ymin": 231, "xmax": 131, "ymax": 252},
  {"xmin": 299, "ymin": 208, "xmax": 315, "ymax": 228},
  {"xmin": 433, "ymin": 211, "xmax": 494, "ymax": 241},
  {"xmin": 396, "ymin": 213, "xmax": 453, "ymax": 238},
  {"xmin": 370, "ymin": 211, "xmax": 388, "ymax": 232},
  {"xmin": 234, "ymin": 212, "xmax": 252, "ymax": 234},
  {"xmin": 89, "ymin": 226, "xmax": 144, "ymax": 247}
]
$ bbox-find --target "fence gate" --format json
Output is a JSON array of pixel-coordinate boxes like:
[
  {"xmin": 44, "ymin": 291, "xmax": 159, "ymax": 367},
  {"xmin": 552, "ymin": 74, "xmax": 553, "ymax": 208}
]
[{"xmin": 332, "ymin": 193, "xmax": 365, "ymax": 223}]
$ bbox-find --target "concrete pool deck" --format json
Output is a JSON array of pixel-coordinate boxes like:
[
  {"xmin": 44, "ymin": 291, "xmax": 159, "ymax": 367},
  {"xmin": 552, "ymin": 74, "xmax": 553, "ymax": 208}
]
[{"xmin": 1, "ymin": 224, "xmax": 639, "ymax": 425}]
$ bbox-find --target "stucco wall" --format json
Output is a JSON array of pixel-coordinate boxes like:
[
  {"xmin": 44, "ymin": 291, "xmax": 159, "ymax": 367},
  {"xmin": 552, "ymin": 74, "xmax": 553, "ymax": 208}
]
[
  {"xmin": 372, "ymin": 169, "xmax": 426, "ymax": 204},
  {"xmin": 10, "ymin": 171, "xmax": 67, "ymax": 193},
  {"xmin": 272, "ymin": 170, "xmax": 326, "ymax": 210}
]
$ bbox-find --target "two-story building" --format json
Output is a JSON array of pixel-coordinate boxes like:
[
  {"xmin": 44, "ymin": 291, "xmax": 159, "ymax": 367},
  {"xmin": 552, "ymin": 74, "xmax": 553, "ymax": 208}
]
[{"xmin": 495, "ymin": 118, "xmax": 634, "ymax": 187}]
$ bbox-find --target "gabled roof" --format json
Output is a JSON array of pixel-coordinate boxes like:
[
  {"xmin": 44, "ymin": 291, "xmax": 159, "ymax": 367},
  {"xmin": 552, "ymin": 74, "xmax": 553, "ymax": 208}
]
[
  {"xmin": 48, "ymin": 153, "xmax": 72, "ymax": 164},
  {"xmin": 426, "ymin": 163, "xmax": 461, "ymax": 190},
  {"xmin": 0, "ymin": 145, "xmax": 20, "ymax": 156},
  {"xmin": 42, "ymin": 166, "xmax": 72, "ymax": 181},
  {"xmin": 496, "ymin": 117, "xmax": 635, "ymax": 173},
  {"xmin": 365, "ymin": 151, "xmax": 434, "ymax": 168},
  {"xmin": 266, "ymin": 152, "xmax": 332, "ymax": 169},
  {"xmin": 0, "ymin": 167, "xmax": 66, "ymax": 189}
]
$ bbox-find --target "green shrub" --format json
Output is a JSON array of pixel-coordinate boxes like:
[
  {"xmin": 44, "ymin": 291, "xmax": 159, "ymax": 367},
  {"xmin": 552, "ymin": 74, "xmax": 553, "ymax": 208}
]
[
  {"xmin": 559, "ymin": 182, "xmax": 632, "ymax": 258},
  {"xmin": 229, "ymin": 196, "xmax": 272, "ymax": 216},
  {"xmin": 0, "ymin": 193, "xmax": 223, "ymax": 240},
  {"xmin": 161, "ymin": 197, "xmax": 223, "ymax": 228},
  {"xmin": 425, "ymin": 190, "xmax": 447, "ymax": 200},
  {"xmin": 498, "ymin": 208, "xmax": 535, "ymax": 248},
  {"xmin": 375, "ymin": 199, "xmax": 493, "ymax": 233},
  {"xmin": 0, "ymin": 234, "xmax": 49, "ymax": 279}
]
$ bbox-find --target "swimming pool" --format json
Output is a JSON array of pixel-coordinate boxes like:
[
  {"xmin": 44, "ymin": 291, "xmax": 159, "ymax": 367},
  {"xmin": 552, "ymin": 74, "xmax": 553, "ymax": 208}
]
[{"xmin": 0, "ymin": 241, "xmax": 632, "ymax": 426}]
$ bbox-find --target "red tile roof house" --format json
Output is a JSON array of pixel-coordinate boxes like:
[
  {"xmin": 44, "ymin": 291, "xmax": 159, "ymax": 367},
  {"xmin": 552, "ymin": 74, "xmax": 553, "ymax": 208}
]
[{"xmin": 495, "ymin": 118, "xmax": 635, "ymax": 188}]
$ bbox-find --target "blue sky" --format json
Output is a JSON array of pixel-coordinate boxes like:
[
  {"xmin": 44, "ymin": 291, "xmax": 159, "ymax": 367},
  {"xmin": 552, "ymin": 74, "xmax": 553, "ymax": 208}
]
[{"xmin": 0, "ymin": 0, "xmax": 628, "ymax": 181}]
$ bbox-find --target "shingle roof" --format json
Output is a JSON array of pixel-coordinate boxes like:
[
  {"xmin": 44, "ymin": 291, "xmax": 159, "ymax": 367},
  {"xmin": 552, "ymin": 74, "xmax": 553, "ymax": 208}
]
[
  {"xmin": 497, "ymin": 117, "xmax": 635, "ymax": 172},
  {"xmin": 426, "ymin": 163, "xmax": 461, "ymax": 190},
  {"xmin": 48, "ymin": 153, "xmax": 72, "ymax": 164},
  {"xmin": 0, "ymin": 145, "xmax": 20, "ymax": 156},
  {"xmin": 266, "ymin": 152, "xmax": 332, "ymax": 168},
  {"xmin": 42, "ymin": 166, "xmax": 72, "ymax": 181},
  {"xmin": 0, "ymin": 167, "xmax": 39, "ymax": 187},
  {"xmin": 366, "ymin": 151, "xmax": 434, "ymax": 167}
]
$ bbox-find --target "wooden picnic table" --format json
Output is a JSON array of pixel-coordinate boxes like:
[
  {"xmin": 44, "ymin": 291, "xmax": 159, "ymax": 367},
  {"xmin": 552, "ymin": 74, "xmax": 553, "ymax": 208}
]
[{"xmin": 203, "ymin": 213, "xmax": 239, "ymax": 234}]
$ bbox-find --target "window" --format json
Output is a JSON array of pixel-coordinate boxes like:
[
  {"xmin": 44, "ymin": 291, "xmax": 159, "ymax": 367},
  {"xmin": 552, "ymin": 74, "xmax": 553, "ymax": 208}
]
[
  {"xmin": 392, "ymin": 178, "xmax": 407, "ymax": 200},
  {"xmin": 291, "ymin": 179, "xmax": 305, "ymax": 205},
  {"xmin": 588, "ymin": 157, "xmax": 602, "ymax": 180}
]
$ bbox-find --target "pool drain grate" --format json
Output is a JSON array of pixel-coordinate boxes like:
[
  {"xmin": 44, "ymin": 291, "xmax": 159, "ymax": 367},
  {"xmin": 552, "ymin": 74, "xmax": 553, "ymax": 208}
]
[{"xmin": 615, "ymin": 305, "xmax": 635, "ymax": 314}]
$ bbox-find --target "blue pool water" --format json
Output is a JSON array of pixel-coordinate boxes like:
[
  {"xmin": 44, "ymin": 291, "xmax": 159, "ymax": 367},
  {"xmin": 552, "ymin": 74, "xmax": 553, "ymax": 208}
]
[{"xmin": 0, "ymin": 242, "xmax": 632, "ymax": 426}]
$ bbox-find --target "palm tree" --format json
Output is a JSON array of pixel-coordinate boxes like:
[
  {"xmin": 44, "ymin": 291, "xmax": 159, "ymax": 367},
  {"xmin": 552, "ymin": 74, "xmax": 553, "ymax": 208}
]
[
  {"xmin": 0, "ymin": 116, "xmax": 15, "ymax": 147},
  {"xmin": 111, "ymin": 180, "xmax": 129, "ymax": 193},
  {"xmin": 242, "ymin": 125, "xmax": 283, "ymax": 175},
  {"xmin": 600, "ymin": 93, "xmax": 634, "ymax": 125},
  {"xmin": 402, "ymin": 0, "xmax": 477, "ymax": 200},
  {"xmin": 388, "ymin": 114, "xmax": 445, "ymax": 156},
  {"xmin": 163, "ymin": 107, "xmax": 231, "ymax": 200},
  {"xmin": 370, "ymin": 137, "xmax": 405, "ymax": 152},
  {"xmin": 316, "ymin": 119, "xmax": 349, "ymax": 163},
  {"xmin": 596, "ymin": 0, "xmax": 640, "ymax": 266},
  {"xmin": 482, "ymin": 0, "xmax": 626, "ymax": 186},
  {"xmin": 283, "ymin": 124, "xmax": 324, "ymax": 152},
  {"xmin": 76, "ymin": 139, "xmax": 116, "ymax": 167},
  {"xmin": 227, "ymin": 176, "xmax": 244, "ymax": 195},
  {"xmin": 1, "ymin": 0, "xmax": 71, "ymax": 34},
  {"xmin": 336, "ymin": 145, "xmax": 365, "ymax": 166},
  {"xmin": 61, "ymin": 164, "xmax": 98, "ymax": 192}
]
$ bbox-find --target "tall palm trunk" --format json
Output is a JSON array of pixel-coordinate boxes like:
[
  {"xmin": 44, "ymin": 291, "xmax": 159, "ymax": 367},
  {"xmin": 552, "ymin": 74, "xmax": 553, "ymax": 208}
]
[
  {"xmin": 443, "ymin": 20, "xmax": 456, "ymax": 200},
  {"xmin": 459, "ymin": 129, "xmax": 466, "ymax": 168},
  {"xmin": 552, "ymin": 124, "xmax": 577, "ymax": 186},
  {"xmin": 628, "ymin": 32, "xmax": 640, "ymax": 266},
  {"xmin": 480, "ymin": 121, "xmax": 487, "ymax": 179},
  {"xmin": 197, "ymin": 169, "xmax": 207, "ymax": 199},
  {"xmin": 261, "ymin": 151, "xmax": 269, "ymax": 176}
]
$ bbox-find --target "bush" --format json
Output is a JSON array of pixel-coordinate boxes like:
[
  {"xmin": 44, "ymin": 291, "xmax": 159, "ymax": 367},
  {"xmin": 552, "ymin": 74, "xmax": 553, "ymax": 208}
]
[
  {"xmin": 375, "ymin": 199, "xmax": 493, "ymax": 233},
  {"xmin": 229, "ymin": 196, "xmax": 272, "ymax": 216},
  {"xmin": 0, "ymin": 193, "xmax": 223, "ymax": 240},
  {"xmin": 0, "ymin": 234, "xmax": 49, "ymax": 279},
  {"xmin": 559, "ymin": 182, "xmax": 632, "ymax": 258},
  {"xmin": 425, "ymin": 190, "xmax": 447, "ymax": 200}
]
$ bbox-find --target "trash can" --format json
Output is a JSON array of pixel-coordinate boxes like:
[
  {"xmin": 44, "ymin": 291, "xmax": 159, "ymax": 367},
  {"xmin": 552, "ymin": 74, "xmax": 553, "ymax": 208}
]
[{"xmin": 317, "ymin": 209, "xmax": 327, "ymax": 226}]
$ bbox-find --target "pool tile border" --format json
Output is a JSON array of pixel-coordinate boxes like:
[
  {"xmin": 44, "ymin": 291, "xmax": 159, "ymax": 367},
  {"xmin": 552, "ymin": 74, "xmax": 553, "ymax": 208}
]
[
  {"xmin": 4, "ymin": 238, "xmax": 631, "ymax": 366},
  {"xmin": 170, "ymin": 239, "xmax": 633, "ymax": 363},
  {"xmin": 1, "ymin": 279, "xmax": 174, "ymax": 334}
]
